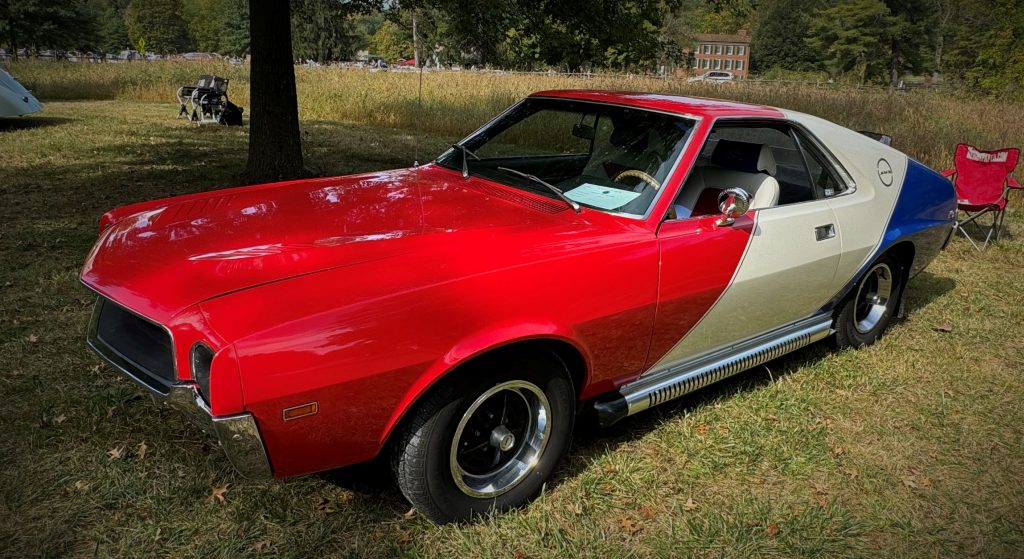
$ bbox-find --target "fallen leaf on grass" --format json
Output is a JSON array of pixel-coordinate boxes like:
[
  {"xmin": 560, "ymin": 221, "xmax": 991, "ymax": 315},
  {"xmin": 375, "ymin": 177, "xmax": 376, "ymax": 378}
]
[
  {"xmin": 107, "ymin": 445, "xmax": 126, "ymax": 460},
  {"xmin": 834, "ymin": 389, "xmax": 847, "ymax": 397},
  {"xmin": 136, "ymin": 441, "xmax": 147, "ymax": 461},
  {"xmin": 403, "ymin": 507, "xmax": 416, "ymax": 519},
  {"xmin": 567, "ymin": 502, "xmax": 584, "ymax": 515},
  {"xmin": 842, "ymin": 468, "xmax": 860, "ymax": 479},
  {"xmin": 52, "ymin": 414, "xmax": 67, "ymax": 425},
  {"xmin": 313, "ymin": 496, "xmax": 337, "ymax": 513},
  {"xmin": 26, "ymin": 334, "xmax": 38, "ymax": 343},
  {"xmin": 682, "ymin": 497, "xmax": 698, "ymax": 511},
  {"xmin": 601, "ymin": 463, "xmax": 618, "ymax": 474},
  {"xmin": 901, "ymin": 476, "xmax": 918, "ymax": 488},
  {"xmin": 250, "ymin": 540, "xmax": 272, "ymax": 552},
  {"xmin": 696, "ymin": 424, "xmax": 710, "ymax": 435},
  {"xmin": 207, "ymin": 484, "xmax": 229, "ymax": 503},
  {"xmin": 618, "ymin": 516, "xmax": 642, "ymax": 534},
  {"xmin": 395, "ymin": 529, "xmax": 413, "ymax": 545},
  {"xmin": 765, "ymin": 522, "xmax": 780, "ymax": 538},
  {"xmin": 933, "ymin": 324, "xmax": 953, "ymax": 333},
  {"xmin": 637, "ymin": 506, "xmax": 660, "ymax": 520},
  {"xmin": 811, "ymin": 481, "xmax": 829, "ymax": 496},
  {"xmin": 513, "ymin": 551, "xmax": 530, "ymax": 559},
  {"xmin": 830, "ymin": 445, "xmax": 845, "ymax": 457}
]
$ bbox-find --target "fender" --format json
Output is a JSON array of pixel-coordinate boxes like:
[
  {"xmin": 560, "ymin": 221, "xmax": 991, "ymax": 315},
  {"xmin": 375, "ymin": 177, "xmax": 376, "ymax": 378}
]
[
  {"xmin": 377, "ymin": 320, "xmax": 591, "ymax": 447},
  {"xmin": 821, "ymin": 159, "xmax": 956, "ymax": 314}
]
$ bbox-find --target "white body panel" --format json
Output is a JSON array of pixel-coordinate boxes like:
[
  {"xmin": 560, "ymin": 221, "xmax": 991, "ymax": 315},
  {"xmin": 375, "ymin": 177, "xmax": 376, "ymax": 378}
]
[
  {"xmin": 784, "ymin": 110, "xmax": 908, "ymax": 285},
  {"xmin": 0, "ymin": 69, "xmax": 43, "ymax": 117},
  {"xmin": 649, "ymin": 110, "xmax": 909, "ymax": 370}
]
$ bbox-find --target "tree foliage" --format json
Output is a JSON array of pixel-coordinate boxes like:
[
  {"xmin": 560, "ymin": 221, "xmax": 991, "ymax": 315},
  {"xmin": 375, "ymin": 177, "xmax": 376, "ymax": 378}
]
[{"xmin": 123, "ymin": 0, "xmax": 189, "ymax": 54}]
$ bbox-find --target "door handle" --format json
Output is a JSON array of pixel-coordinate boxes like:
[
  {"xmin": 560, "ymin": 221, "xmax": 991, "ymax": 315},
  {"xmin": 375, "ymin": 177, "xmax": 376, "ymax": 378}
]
[{"xmin": 815, "ymin": 224, "xmax": 836, "ymax": 241}]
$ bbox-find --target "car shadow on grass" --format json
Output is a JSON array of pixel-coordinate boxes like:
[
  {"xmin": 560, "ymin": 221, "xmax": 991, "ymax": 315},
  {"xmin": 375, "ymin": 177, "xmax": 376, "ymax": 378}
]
[{"xmin": 0, "ymin": 115, "xmax": 73, "ymax": 131}]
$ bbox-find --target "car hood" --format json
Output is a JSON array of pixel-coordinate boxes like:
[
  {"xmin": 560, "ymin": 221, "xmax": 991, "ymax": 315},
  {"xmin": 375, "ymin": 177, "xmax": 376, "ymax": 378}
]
[{"xmin": 81, "ymin": 165, "xmax": 572, "ymax": 323}]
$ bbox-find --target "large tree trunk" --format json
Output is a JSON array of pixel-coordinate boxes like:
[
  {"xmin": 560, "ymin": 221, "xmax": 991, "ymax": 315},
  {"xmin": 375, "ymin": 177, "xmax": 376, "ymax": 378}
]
[{"xmin": 246, "ymin": 0, "xmax": 304, "ymax": 183}]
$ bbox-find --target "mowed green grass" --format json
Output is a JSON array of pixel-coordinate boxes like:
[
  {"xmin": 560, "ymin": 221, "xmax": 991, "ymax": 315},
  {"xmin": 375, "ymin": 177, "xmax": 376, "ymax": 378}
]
[{"xmin": 1, "ymin": 99, "xmax": 1023, "ymax": 559}]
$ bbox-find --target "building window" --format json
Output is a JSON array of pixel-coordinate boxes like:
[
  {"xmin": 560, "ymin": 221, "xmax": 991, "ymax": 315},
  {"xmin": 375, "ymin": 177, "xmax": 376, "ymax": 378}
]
[
  {"xmin": 725, "ymin": 59, "xmax": 732, "ymax": 70},
  {"xmin": 726, "ymin": 45, "xmax": 734, "ymax": 55},
  {"xmin": 714, "ymin": 59, "xmax": 721, "ymax": 69},
  {"xmin": 693, "ymin": 58, "xmax": 700, "ymax": 68},
  {"xmin": 737, "ymin": 45, "xmax": 745, "ymax": 55},
  {"xmin": 736, "ymin": 60, "xmax": 743, "ymax": 71},
  {"xmin": 703, "ymin": 58, "xmax": 710, "ymax": 69},
  {"xmin": 714, "ymin": 44, "xmax": 722, "ymax": 55},
  {"xmin": 703, "ymin": 44, "xmax": 710, "ymax": 54}
]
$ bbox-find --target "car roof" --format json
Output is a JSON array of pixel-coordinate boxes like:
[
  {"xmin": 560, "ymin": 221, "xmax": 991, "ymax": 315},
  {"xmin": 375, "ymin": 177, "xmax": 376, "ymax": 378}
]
[{"xmin": 530, "ymin": 89, "xmax": 784, "ymax": 119}]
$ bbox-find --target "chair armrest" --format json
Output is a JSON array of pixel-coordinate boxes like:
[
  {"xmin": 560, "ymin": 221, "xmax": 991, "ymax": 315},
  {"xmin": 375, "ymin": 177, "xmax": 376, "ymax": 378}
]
[
  {"xmin": 940, "ymin": 168, "xmax": 956, "ymax": 179},
  {"xmin": 1008, "ymin": 177, "xmax": 1022, "ymax": 190}
]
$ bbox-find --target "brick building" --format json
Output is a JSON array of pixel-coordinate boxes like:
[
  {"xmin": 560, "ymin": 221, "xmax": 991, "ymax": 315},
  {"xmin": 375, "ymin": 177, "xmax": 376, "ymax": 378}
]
[{"xmin": 689, "ymin": 31, "xmax": 751, "ymax": 79}]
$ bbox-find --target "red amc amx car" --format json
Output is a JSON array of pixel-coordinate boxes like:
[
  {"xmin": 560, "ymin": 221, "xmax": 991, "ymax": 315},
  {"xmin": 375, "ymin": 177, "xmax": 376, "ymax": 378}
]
[{"xmin": 82, "ymin": 90, "xmax": 956, "ymax": 522}]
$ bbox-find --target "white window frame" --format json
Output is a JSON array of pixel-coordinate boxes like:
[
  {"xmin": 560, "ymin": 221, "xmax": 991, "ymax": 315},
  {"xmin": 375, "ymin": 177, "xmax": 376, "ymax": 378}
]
[
  {"xmin": 737, "ymin": 45, "xmax": 745, "ymax": 55},
  {"xmin": 726, "ymin": 45, "xmax": 734, "ymax": 55},
  {"xmin": 714, "ymin": 59, "xmax": 721, "ymax": 69},
  {"xmin": 714, "ymin": 44, "xmax": 722, "ymax": 55},
  {"xmin": 725, "ymin": 59, "xmax": 732, "ymax": 70},
  {"xmin": 703, "ymin": 44, "xmax": 710, "ymax": 54},
  {"xmin": 736, "ymin": 60, "xmax": 743, "ymax": 71}
]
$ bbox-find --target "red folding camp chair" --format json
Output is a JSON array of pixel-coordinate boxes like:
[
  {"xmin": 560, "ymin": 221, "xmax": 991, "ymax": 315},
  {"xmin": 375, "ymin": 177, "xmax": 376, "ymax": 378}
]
[{"xmin": 941, "ymin": 144, "xmax": 1021, "ymax": 250}]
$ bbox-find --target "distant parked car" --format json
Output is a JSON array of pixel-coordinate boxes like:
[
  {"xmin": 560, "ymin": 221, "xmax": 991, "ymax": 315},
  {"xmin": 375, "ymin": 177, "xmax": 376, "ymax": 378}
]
[
  {"xmin": 397, "ymin": 58, "xmax": 417, "ymax": 67},
  {"xmin": 688, "ymin": 71, "xmax": 736, "ymax": 83}
]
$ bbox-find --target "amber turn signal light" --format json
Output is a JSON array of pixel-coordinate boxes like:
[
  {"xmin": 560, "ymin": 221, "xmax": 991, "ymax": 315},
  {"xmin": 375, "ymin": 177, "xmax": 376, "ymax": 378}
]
[{"xmin": 282, "ymin": 402, "xmax": 318, "ymax": 421}]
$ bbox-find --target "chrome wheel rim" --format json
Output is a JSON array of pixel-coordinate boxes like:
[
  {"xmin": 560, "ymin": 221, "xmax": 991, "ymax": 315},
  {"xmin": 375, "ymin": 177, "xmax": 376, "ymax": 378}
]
[
  {"xmin": 449, "ymin": 380, "xmax": 551, "ymax": 498},
  {"xmin": 854, "ymin": 263, "xmax": 893, "ymax": 334}
]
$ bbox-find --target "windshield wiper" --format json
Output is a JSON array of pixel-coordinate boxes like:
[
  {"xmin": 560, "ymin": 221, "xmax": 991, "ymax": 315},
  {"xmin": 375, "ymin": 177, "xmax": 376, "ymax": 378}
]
[
  {"xmin": 497, "ymin": 166, "xmax": 581, "ymax": 213},
  {"xmin": 451, "ymin": 143, "xmax": 480, "ymax": 178}
]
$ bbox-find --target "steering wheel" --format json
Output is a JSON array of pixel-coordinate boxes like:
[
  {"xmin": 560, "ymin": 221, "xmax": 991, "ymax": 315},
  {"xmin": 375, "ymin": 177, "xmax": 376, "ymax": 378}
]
[{"xmin": 614, "ymin": 169, "xmax": 662, "ymax": 191}]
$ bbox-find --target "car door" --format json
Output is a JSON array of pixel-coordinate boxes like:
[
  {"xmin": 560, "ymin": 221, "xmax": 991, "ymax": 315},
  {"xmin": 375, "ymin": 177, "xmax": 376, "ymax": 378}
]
[{"xmin": 645, "ymin": 121, "xmax": 844, "ymax": 370}]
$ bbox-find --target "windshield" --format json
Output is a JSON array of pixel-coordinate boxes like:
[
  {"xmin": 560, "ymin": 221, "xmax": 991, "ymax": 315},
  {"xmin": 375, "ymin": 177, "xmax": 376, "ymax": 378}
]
[{"xmin": 437, "ymin": 98, "xmax": 696, "ymax": 217}]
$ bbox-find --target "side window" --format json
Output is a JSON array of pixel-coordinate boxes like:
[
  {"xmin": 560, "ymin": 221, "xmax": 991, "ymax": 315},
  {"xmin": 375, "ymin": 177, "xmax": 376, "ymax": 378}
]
[
  {"xmin": 795, "ymin": 131, "xmax": 845, "ymax": 198},
  {"xmin": 672, "ymin": 123, "xmax": 830, "ymax": 220}
]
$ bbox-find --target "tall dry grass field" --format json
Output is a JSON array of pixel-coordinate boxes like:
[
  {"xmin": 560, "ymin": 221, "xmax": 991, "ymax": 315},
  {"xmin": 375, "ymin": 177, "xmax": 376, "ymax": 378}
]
[{"xmin": 7, "ymin": 60, "xmax": 1024, "ymax": 169}]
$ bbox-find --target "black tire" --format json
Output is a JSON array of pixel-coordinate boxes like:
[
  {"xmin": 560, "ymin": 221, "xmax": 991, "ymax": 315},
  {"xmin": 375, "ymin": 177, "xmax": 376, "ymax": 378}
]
[
  {"xmin": 834, "ymin": 254, "xmax": 903, "ymax": 348},
  {"xmin": 390, "ymin": 353, "xmax": 575, "ymax": 523}
]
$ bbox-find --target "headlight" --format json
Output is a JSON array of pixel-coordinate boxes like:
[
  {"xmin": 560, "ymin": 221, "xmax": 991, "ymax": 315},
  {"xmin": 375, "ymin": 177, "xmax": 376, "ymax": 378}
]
[{"xmin": 190, "ymin": 343, "xmax": 215, "ymax": 404}]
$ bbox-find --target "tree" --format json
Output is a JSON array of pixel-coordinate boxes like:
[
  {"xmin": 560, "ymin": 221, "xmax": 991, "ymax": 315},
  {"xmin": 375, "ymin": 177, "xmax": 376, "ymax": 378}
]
[
  {"xmin": 91, "ymin": 0, "xmax": 131, "ymax": 53},
  {"xmin": 246, "ymin": 0, "xmax": 304, "ymax": 182},
  {"xmin": 292, "ymin": 0, "xmax": 359, "ymax": 63},
  {"xmin": 943, "ymin": 0, "xmax": 1024, "ymax": 96},
  {"xmin": 0, "ymin": 0, "xmax": 97, "ymax": 57},
  {"xmin": 124, "ymin": 0, "xmax": 190, "ymax": 54},
  {"xmin": 218, "ymin": 0, "xmax": 249, "ymax": 56},
  {"xmin": 370, "ymin": 18, "xmax": 413, "ymax": 61},
  {"xmin": 751, "ymin": 0, "xmax": 824, "ymax": 73},
  {"xmin": 807, "ymin": 0, "xmax": 892, "ymax": 84}
]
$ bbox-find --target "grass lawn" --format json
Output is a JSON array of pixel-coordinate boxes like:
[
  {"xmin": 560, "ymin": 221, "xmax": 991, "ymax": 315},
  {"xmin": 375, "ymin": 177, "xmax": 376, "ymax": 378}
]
[{"xmin": 1, "ymin": 100, "xmax": 1022, "ymax": 558}]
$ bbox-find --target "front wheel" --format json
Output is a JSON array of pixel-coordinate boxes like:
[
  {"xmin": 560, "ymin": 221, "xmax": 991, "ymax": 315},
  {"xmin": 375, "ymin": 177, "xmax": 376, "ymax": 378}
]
[
  {"xmin": 390, "ymin": 353, "xmax": 575, "ymax": 523},
  {"xmin": 834, "ymin": 255, "xmax": 903, "ymax": 348}
]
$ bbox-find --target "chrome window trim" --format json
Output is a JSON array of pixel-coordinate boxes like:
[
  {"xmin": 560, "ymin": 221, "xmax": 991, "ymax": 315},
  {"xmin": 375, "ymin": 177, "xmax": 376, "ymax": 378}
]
[{"xmin": 436, "ymin": 95, "xmax": 704, "ymax": 222}]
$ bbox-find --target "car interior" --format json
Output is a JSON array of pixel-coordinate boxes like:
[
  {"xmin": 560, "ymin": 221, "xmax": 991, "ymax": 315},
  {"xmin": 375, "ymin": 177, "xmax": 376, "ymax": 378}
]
[{"xmin": 670, "ymin": 122, "xmax": 845, "ymax": 220}]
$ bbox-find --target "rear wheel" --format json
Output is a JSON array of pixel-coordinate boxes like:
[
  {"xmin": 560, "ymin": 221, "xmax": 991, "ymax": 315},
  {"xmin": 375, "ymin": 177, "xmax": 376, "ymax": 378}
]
[
  {"xmin": 391, "ymin": 353, "xmax": 575, "ymax": 523},
  {"xmin": 834, "ymin": 255, "xmax": 902, "ymax": 348}
]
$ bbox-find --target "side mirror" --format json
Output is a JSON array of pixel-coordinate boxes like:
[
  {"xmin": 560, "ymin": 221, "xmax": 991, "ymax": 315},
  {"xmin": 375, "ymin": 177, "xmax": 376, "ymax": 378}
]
[
  {"xmin": 715, "ymin": 188, "xmax": 750, "ymax": 226},
  {"xmin": 572, "ymin": 123, "xmax": 595, "ymax": 140}
]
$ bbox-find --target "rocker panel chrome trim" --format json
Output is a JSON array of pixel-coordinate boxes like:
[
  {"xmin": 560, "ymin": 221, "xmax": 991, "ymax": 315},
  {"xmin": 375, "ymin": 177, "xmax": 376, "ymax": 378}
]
[{"xmin": 621, "ymin": 314, "xmax": 833, "ymax": 416}]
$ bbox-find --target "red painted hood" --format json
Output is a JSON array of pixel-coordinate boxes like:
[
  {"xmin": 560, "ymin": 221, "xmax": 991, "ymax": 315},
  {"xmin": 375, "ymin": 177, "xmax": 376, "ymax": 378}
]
[{"xmin": 81, "ymin": 165, "xmax": 571, "ymax": 323}]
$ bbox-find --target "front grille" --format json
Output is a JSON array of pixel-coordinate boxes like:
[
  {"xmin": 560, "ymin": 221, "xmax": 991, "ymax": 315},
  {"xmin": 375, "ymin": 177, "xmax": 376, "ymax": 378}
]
[{"xmin": 90, "ymin": 297, "xmax": 176, "ymax": 393}]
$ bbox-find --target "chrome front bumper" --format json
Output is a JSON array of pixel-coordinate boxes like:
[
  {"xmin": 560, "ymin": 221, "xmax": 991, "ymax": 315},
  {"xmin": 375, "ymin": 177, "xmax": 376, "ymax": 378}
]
[{"xmin": 86, "ymin": 297, "xmax": 272, "ymax": 478}]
